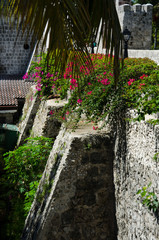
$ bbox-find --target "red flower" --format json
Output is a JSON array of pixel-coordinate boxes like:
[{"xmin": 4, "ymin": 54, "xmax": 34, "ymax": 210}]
[
  {"xmin": 101, "ymin": 79, "xmax": 110, "ymax": 85},
  {"xmin": 128, "ymin": 79, "xmax": 135, "ymax": 85},
  {"xmin": 77, "ymin": 98, "xmax": 82, "ymax": 104},
  {"xmin": 140, "ymin": 74, "xmax": 148, "ymax": 80}
]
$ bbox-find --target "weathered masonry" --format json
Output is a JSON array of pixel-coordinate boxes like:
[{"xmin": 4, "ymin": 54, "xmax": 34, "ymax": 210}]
[
  {"xmin": 0, "ymin": 17, "xmax": 35, "ymax": 75},
  {"xmin": 18, "ymin": 93, "xmax": 159, "ymax": 240},
  {"xmin": 116, "ymin": 1, "xmax": 153, "ymax": 49},
  {"xmin": 0, "ymin": 13, "xmax": 35, "ymax": 124}
]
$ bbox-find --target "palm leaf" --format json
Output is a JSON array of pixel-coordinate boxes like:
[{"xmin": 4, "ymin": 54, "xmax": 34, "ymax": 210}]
[{"xmin": 4, "ymin": 0, "xmax": 122, "ymax": 83}]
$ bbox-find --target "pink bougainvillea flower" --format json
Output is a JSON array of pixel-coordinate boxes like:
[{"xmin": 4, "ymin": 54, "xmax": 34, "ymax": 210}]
[
  {"xmin": 35, "ymin": 67, "xmax": 42, "ymax": 70},
  {"xmin": 101, "ymin": 79, "xmax": 110, "ymax": 85},
  {"xmin": 66, "ymin": 111, "xmax": 69, "ymax": 115},
  {"xmin": 109, "ymin": 72, "xmax": 113, "ymax": 77},
  {"xmin": 63, "ymin": 73, "xmax": 68, "ymax": 79},
  {"xmin": 88, "ymin": 82, "xmax": 92, "ymax": 85},
  {"xmin": 70, "ymin": 85, "xmax": 74, "ymax": 90},
  {"xmin": 70, "ymin": 78, "xmax": 77, "ymax": 85},
  {"xmin": 128, "ymin": 78, "xmax": 135, "ymax": 86},
  {"xmin": 138, "ymin": 83, "xmax": 146, "ymax": 89},
  {"xmin": 93, "ymin": 126, "xmax": 98, "ymax": 130},
  {"xmin": 80, "ymin": 65, "xmax": 85, "ymax": 71},
  {"xmin": 49, "ymin": 110, "xmax": 54, "ymax": 115},
  {"xmin": 35, "ymin": 72, "xmax": 39, "ymax": 77},
  {"xmin": 36, "ymin": 88, "xmax": 41, "ymax": 91},
  {"xmin": 52, "ymin": 84, "xmax": 55, "ymax": 89},
  {"xmin": 23, "ymin": 72, "xmax": 28, "ymax": 80},
  {"xmin": 77, "ymin": 98, "xmax": 82, "ymax": 104},
  {"xmin": 46, "ymin": 72, "xmax": 51, "ymax": 78},
  {"xmin": 103, "ymin": 71, "xmax": 107, "ymax": 75},
  {"xmin": 87, "ymin": 91, "xmax": 92, "ymax": 95},
  {"xmin": 140, "ymin": 74, "xmax": 148, "ymax": 79}
]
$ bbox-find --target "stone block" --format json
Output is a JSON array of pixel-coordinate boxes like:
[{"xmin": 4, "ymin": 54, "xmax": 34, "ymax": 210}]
[
  {"xmin": 120, "ymin": 4, "xmax": 131, "ymax": 12},
  {"xmin": 133, "ymin": 4, "xmax": 142, "ymax": 12},
  {"xmin": 143, "ymin": 4, "xmax": 153, "ymax": 13}
]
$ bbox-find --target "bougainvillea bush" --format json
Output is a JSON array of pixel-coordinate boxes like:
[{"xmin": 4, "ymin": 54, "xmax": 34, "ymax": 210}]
[{"xmin": 24, "ymin": 54, "xmax": 159, "ymax": 127}]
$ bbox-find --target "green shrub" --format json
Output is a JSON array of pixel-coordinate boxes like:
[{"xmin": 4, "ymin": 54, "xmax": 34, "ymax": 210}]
[
  {"xmin": 137, "ymin": 183, "xmax": 159, "ymax": 214},
  {"xmin": 2, "ymin": 136, "xmax": 53, "ymax": 239}
]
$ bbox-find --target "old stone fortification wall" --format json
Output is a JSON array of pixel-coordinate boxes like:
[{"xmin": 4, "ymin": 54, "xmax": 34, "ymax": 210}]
[
  {"xmin": 18, "ymin": 91, "xmax": 159, "ymax": 239},
  {"xmin": 22, "ymin": 124, "xmax": 117, "ymax": 240},
  {"xmin": 114, "ymin": 111, "xmax": 159, "ymax": 239},
  {"xmin": 128, "ymin": 49, "xmax": 159, "ymax": 65},
  {"xmin": 0, "ymin": 17, "xmax": 35, "ymax": 75},
  {"xmin": 17, "ymin": 86, "xmax": 40, "ymax": 145},
  {"xmin": 117, "ymin": 4, "xmax": 153, "ymax": 49},
  {"xmin": 31, "ymin": 99, "xmax": 66, "ymax": 139},
  {"xmin": 98, "ymin": 47, "xmax": 159, "ymax": 65}
]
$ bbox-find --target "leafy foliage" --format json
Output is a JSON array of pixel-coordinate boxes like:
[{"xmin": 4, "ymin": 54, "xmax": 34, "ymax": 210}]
[
  {"xmin": 25, "ymin": 54, "xmax": 159, "ymax": 128},
  {"xmin": 137, "ymin": 183, "xmax": 159, "ymax": 213},
  {"xmin": 2, "ymin": 136, "xmax": 53, "ymax": 239}
]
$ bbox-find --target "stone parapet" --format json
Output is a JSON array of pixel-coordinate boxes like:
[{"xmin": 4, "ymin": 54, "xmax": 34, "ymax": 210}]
[{"xmin": 128, "ymin": 50, "xmax": 159, "ymax": 65}]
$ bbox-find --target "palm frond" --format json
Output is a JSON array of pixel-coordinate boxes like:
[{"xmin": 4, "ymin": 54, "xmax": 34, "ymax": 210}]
[{"xmin": 5, "ymin": 0, "xmax": 122, "ymax": 82}]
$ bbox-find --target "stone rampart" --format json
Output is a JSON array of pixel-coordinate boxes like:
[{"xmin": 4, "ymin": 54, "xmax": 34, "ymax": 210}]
[
  {"xmin": 18, "ymin": 90, "xmax": 159, "ymax": 239},
  {"xmin": 17, "ymin": 86, "xmax": 40, "ymax": 145},
  {"xmin": 114, "ymin": 111, "xmax": 159, "ymax": 239},
  {"xmin": 22, "ymin": 124, "xmax": 117, "ymax": 240}
]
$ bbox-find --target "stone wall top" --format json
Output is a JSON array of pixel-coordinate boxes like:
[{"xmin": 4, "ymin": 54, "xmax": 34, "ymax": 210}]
[{"xmin": 118, "ymin": 3, "xmax": 153, "ymax": 13}]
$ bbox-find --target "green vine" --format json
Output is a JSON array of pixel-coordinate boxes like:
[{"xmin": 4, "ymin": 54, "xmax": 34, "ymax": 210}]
[{"xmin": 137, "ymin": 183, "xmax": 159, "ymax": 214}]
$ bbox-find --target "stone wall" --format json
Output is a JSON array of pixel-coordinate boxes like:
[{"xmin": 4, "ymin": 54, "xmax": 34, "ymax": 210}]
[
  {"xmin": 22, "ymin": 124, "xmax": 117, "ymax": 240},
  {"xmin": 31, "ymin": 99, "xmax": 66, "ymax": 139},
  {"xmin": 18, "ymin": 90, "xmax": 159, "ymax": 239},
  {"xmin": 116, "ymin": 0, "xmax": 131, "ymax": 6},
  {"xmin": 128, "ymin": 49, "xmax": 159, "ymax": 65},
  {"xmin": 17, "ymin": 90, "xmax": 66, "ymax": 145},
  {"xmin": 0, "ymin": 17, "xmax": 35, "ymax": 75},
  {"xmin": 117, "ymin": 4, "xmax": 153, "ymax": 49},
  {"xmin": 17, "ymin": 86, "xmax": 40, "ymax": 145},
  {"xmin": 114, "ymin": 111, "xmax": 159, "ymax": 239}
]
